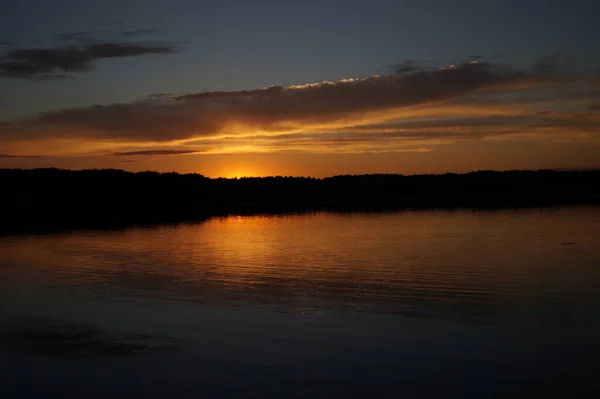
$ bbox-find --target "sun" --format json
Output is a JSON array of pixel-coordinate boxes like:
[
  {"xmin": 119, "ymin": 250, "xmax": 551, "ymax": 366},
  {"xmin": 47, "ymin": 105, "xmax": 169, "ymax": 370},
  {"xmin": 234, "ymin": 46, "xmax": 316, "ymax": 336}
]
[{"xmin": 221, "ymin": 167, "xmax": 263, "ymax": 179}]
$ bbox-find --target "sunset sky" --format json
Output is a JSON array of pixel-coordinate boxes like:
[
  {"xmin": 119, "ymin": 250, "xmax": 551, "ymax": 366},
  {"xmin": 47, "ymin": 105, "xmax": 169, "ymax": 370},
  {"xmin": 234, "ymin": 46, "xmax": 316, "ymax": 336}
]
[{"xmin": 1, "ymin": 0, "xmax": 599, "ymax": 177}]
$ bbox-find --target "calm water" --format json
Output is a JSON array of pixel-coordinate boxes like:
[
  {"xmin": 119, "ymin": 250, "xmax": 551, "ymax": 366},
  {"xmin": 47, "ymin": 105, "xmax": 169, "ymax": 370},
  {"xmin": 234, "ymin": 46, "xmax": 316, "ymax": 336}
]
[{"xmin": 1, "ymin": 207, "xmax": 600, "ymax": 398}]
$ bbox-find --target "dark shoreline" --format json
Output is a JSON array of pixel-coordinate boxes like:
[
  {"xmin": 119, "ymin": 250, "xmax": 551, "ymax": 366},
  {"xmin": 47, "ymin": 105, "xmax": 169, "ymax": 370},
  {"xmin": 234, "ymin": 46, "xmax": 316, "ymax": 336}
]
[{"xmin": 2, "ymin": 168, "xmax": 599, "ymax": 234}]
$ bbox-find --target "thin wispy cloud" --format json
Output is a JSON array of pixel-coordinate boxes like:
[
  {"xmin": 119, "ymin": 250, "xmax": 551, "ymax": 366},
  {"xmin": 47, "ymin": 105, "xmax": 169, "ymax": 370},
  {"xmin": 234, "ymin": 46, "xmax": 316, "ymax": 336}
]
[
  {"xmin": 392, "ymin": 60, "xmax": 425, "ymax": 74},
  {"xmin": 0, "ymin": 42, "xmax": 181, "ymax": 79},
  {"xmin": 0, "ymin": 153, "xmax": 44, "ymax": 158},
  {"xmin": 0, "ymin": 26, "xmax": 183, "ymax": 80},
  {"xmin": 110, "ymin": 149, "xmax": 204, "ymax": 156}
]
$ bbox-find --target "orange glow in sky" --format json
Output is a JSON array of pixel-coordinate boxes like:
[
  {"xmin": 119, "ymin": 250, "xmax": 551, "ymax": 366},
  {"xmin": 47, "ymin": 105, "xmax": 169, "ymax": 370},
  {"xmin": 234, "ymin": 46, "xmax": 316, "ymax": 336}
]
[{"xmin": 1, "ymin": 62, "xmax": 600, "ymax": 176}]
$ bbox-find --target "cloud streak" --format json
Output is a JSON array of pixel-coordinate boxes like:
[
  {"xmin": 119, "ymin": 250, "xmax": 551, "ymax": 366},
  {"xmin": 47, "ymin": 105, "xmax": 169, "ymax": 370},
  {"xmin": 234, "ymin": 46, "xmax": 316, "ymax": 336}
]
[
  {"xmin": 0, "ymin": 41, "xmax": 181, "ymax": 79},
  {"xmin": 6, "ymin": 61, "xmax": 519, "ymax": 138},
  {"xmin": 110, "ymin": 149, "xmax": 203, "ymax": 156},
  {"xmin": 1, "ymin": 58, "xmax": 599, "ymax": 158},
  {"xmin": 1, "ymin": 26, "xmax": 182, "ymax": 80},
  {"xmin": 0, "ymin": 153, "xmax": 44, "ymax": 158}
]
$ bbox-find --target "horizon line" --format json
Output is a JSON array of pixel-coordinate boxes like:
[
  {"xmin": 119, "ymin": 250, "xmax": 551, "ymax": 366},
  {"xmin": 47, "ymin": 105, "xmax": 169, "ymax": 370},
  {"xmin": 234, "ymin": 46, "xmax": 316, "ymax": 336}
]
[{"xmin": 2, "ymin": 166, "xmax": 600, "ymax": 180}]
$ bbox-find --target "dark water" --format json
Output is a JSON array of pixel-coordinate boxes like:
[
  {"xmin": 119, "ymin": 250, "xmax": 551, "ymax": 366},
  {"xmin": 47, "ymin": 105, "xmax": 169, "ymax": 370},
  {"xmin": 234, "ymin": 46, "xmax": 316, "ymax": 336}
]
[{"xmin": 1, "ymin": 208, "xmax": 600, "ymax": 398}]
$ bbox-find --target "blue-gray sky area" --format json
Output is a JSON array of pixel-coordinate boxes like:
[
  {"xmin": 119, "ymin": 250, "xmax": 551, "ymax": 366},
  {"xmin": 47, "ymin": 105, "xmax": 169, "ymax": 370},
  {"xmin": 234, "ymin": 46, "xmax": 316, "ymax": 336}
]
[{"xmin": 1, "ymin": 0, "xmax": 599, "ymax": 177}]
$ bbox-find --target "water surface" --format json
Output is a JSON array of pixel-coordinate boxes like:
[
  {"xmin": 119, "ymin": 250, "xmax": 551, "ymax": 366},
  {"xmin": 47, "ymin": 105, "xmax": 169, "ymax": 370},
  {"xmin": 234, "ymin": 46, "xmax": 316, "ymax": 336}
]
[{"xmin": 1, "ymin": 208, "xmax": 600, "ymax": 397}]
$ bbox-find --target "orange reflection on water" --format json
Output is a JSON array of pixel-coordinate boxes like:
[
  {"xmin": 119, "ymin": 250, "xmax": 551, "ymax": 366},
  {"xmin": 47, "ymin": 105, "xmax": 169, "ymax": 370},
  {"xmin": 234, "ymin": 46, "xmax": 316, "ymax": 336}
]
[{"xmin": 1, "ymin": 208, "xmax": 599, "ymax": 319}]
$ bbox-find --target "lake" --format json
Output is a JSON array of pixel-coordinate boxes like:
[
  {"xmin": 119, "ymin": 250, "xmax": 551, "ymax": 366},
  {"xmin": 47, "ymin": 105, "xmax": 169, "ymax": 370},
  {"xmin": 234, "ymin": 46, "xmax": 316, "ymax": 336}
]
[{"xmin": 1, "ymin": 207, "xmax": 600, "ymax": 398}]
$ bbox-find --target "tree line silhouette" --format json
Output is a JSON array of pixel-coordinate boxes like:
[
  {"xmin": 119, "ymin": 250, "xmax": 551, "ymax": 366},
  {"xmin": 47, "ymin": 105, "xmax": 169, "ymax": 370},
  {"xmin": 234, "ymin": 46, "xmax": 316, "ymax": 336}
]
[{"xmin": 1, "ymin": 168, "xmax": 599, "ymax": 232}]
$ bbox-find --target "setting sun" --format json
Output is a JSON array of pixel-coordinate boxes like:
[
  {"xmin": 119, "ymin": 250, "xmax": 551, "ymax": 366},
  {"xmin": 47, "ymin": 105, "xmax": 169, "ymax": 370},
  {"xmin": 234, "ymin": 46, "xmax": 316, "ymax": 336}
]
[{"xmin": 220, "ymin": 167, "xmax": 264, "ymax": 179}]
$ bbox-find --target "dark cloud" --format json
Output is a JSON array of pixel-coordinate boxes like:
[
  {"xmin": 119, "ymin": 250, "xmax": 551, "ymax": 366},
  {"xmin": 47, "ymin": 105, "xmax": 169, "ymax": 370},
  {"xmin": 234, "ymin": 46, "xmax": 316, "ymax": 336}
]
[
  {"xmin": 0, "ymin": 153, "xmax": 44, "ymax": 158},
  {"xmin": 56, "ymin": 26, "xmax": 161, "ymax": 44},
  {"xmin": 0, "ymin": 41, "xmax": 16, "ymax": 46},
  {"xmin": 85, "ymin": 42, "xmax": 178, "ymax": 58},
  {"xmin": 1, "ymin": 29, "xmax": 182, "ymax": 79},
  {"xmin": 110, "ymin": 149, "xmax": 203, "ymax": 156},
  {"xmin": 120, "ymin": 160, "xmax": 137, "ymax": 163},
  {"xmin": 146, "ymin": 93, "xmax": 177, "ymax": 99},
  {"xmin": 122, "ymin": 29, "xmax": 159, "ymax": 37},
  {"xmin": 392, "ymin": 60, "xmax": 425, "ymax": 74},
  {"xmin": 4, "ymin": 61, "xmax": 521, "ymax": 142}
]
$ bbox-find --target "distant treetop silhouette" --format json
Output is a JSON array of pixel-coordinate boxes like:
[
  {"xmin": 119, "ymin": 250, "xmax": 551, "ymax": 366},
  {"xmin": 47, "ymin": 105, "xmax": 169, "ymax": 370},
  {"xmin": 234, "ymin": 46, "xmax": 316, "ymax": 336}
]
[{"xmin": 1, "ymin": 168, "xmax": 598, "ymax": 232}]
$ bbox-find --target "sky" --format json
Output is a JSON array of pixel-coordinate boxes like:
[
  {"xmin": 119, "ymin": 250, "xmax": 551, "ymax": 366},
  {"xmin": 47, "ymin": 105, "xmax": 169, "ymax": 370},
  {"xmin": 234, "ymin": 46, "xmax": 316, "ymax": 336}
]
[{"xmin": 1, "ymin": 0, "xmax": 600, "ymax": 177}]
